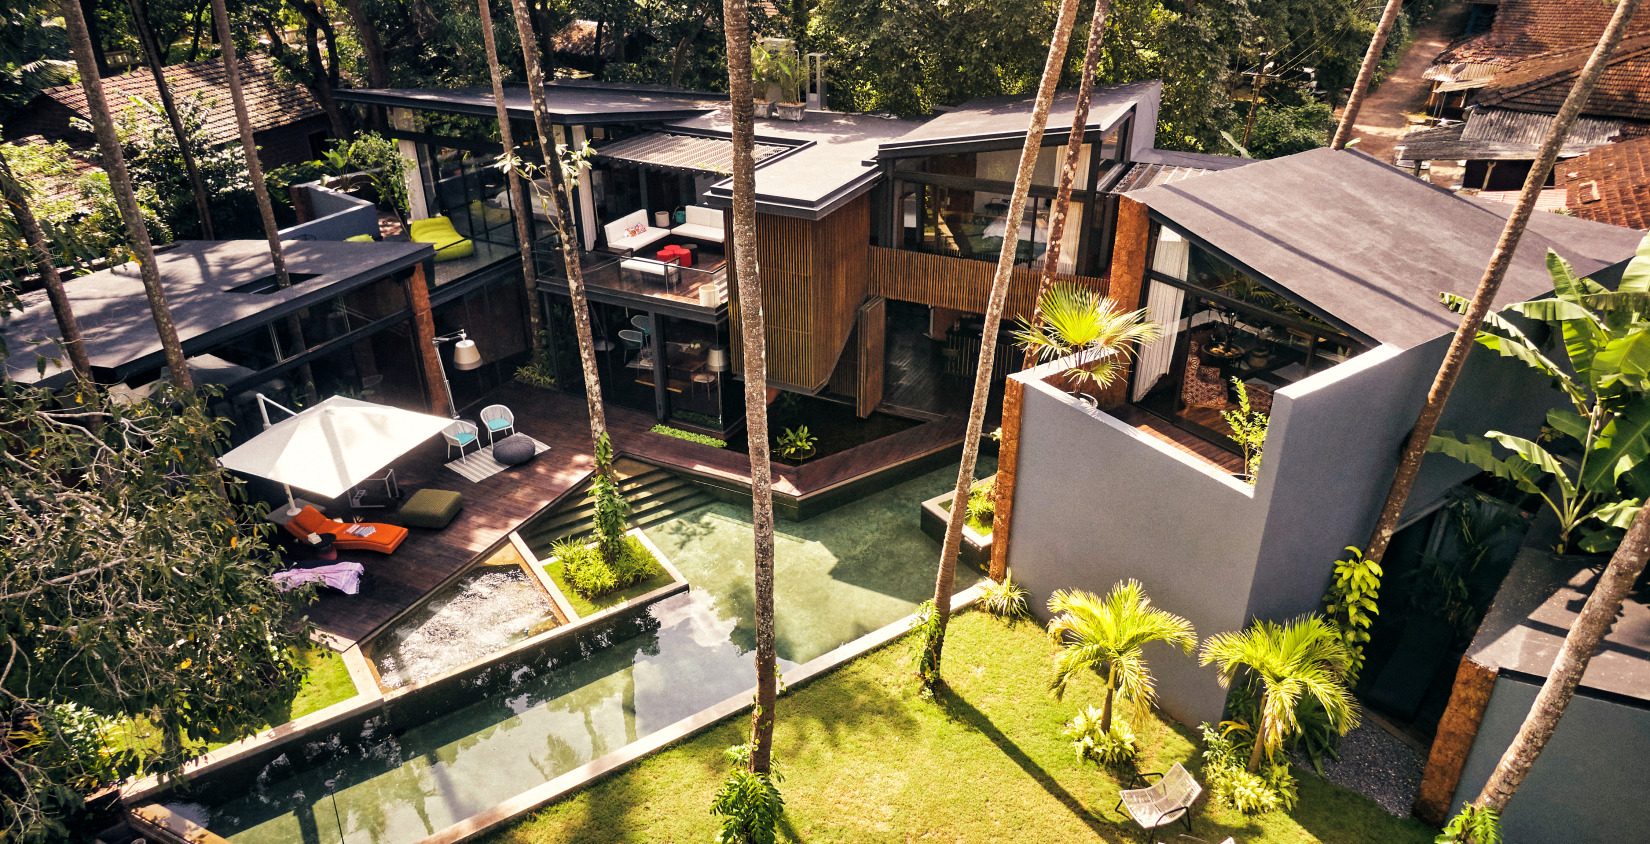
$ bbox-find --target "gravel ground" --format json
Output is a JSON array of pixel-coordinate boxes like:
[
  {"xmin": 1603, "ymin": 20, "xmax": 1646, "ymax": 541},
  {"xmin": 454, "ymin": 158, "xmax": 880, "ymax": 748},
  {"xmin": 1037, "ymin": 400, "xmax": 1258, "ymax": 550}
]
[{"xmin": 1289, "ymin": 722, "xmax": 1426, "ymax": 817}]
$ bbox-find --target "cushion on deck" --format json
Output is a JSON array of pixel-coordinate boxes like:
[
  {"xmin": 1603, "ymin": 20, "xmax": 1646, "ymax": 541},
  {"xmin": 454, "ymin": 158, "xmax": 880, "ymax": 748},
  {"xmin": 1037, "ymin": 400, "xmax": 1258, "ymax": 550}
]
[
  {"xmin": 492, "ymin": 434, "xmax": 538, "ymax": 466},
  {"xmin": 409, "ymin": 216, "xmax": 475, "ymax": 262},
  {"xmin": 400, "ymin": 488, "xmax": 464, "ymax": 529}
]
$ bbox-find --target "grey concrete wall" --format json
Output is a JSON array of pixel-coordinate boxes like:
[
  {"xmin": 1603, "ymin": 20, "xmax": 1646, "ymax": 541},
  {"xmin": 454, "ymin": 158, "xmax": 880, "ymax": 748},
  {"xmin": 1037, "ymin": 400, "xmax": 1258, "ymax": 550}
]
[
  {"xmin": 1006, "ymin": 378, "xmax": 1263, "ymax": 726},
  {"xmin": 1248, "ymin": 336, "xmax": 1559, "ymax": 623},
  {"xmin": 279, "ymin": 182, "xmax": 379, "ymax": 242},
  {"xmin": 1452, "ymin": 676, "xmax": 1650, "ymax": 843}
]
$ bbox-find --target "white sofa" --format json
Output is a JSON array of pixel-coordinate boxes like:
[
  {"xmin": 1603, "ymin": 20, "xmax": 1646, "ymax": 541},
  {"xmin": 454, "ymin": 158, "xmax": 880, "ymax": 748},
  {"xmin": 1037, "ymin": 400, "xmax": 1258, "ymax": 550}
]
[
  {"xmin": 602, "ymin": 209, "xmax": 670, "ymax": 254},
  {"xmin": 671, "ymin": 205, "xmax": 725, "ymax": 244}
]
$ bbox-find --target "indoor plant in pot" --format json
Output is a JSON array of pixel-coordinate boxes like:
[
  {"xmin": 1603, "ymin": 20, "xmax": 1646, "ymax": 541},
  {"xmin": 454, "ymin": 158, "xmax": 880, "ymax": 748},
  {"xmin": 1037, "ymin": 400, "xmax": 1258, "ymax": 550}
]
[{"xmin": 1013, "ymin": 282, "xmax": 1160, "ymax": 408}]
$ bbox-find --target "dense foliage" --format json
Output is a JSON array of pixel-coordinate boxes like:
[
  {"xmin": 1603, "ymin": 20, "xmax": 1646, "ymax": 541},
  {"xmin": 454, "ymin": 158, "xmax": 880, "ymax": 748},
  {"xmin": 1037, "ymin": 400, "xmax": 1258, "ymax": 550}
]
[
  {"xmin": 552, "ymin": 533, "xmax": 658, "ymax": 598},
  {"xmin": 0, "ymin": 384, "xmax": 312, "ymax": 840},
  {"xmin": 0, "ymin": 138, "xmax": 136, "ymax": 286},
  {"xmin": 115, "ymin": 92, "xmax": 260, "ymax": 239},
  {"xmin": 709, "ymin": 744, "xmax": 785, "ymax": 844}
]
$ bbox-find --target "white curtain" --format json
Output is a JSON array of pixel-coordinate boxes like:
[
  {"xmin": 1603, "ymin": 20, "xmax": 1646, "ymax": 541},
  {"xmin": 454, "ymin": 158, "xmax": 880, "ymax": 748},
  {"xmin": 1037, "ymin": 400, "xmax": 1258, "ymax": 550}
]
[
  {"xmin": 1058, "ymin": 204, "xmax": 1082, "ymax": 274},
  {"xmin": 1133, "ymin": 229, "xmax": 1189, "ymax": 402}
]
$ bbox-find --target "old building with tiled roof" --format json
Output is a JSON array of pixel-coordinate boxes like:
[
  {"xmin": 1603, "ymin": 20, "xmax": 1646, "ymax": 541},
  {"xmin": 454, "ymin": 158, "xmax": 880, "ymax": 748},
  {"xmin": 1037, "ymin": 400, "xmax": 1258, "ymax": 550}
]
[
  {"xmin": 1557, "ymin": 133, "xmax": 1650, "ymax": 230},
  {"xmin": 4, "ymin": 52, "xmax": 330, "ymax": 170}
]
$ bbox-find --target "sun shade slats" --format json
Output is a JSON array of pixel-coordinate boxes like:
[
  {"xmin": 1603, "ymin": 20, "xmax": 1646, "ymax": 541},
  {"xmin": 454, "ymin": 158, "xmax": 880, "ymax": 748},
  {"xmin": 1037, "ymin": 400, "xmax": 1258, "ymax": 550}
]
[{"xmin": 594, "ymin": 132, "xmax": 787, "ymax": 174}]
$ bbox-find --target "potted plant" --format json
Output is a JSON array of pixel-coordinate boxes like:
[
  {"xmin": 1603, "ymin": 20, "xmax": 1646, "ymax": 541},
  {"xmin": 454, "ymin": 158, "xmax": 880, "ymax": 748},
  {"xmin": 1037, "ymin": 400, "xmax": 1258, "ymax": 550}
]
[
  {"xmin": 775, "ymin": 425, "xmax": 817, "ymax": 462},
  {"xmin": 1013, "ymin": 282, "xmax": 1161, "ymax": 407},
  {"xmin": 1222, "ymin": 377, "xmax": 1268, "ymax": 484},
  {"xmin": 750, "ymin": 44, "xmax": 775, "ymax": 119},
  {"xmin": 770, "ymin": 48, "xmax": 806, "ymax": 121}
]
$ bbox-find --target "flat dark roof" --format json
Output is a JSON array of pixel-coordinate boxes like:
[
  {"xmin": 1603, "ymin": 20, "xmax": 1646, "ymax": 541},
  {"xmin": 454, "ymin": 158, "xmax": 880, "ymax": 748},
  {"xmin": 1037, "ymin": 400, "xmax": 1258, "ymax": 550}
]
[
  {"xmin": 1471, "ymin": 545, "xmax": 1650, "ymax": 704},
  {"xmin": 2, "ymin": 239, "xmax": 431, "ymax": 386},
  {"xmin": 1127, "ymin": 147, "xmax": 1644, "ymax": 349},
  {"xmin": 333, "ymin": 81, "xmax": 720, "ymax": 125},
  {"xmin": 671, "ymin": 107, "xmax": 925, "ymax": 218},
  {"xmin": 875, "ymin": 81, "xmax": 1160, "ymax": 159}
]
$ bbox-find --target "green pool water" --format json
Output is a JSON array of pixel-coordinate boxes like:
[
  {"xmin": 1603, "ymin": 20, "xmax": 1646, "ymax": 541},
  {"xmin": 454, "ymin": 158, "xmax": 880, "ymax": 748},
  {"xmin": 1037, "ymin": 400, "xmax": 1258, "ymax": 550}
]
[{"xmin": 178, "ymin": 457, "xmax": 990, "ymax": 843}]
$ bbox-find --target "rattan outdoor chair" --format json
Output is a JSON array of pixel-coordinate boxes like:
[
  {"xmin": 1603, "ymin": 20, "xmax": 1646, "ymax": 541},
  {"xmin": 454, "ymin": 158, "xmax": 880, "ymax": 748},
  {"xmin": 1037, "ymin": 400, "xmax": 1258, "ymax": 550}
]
[{"xmin": 1115, "ymin": 762, "xmax": 1202, "ymax": 841}]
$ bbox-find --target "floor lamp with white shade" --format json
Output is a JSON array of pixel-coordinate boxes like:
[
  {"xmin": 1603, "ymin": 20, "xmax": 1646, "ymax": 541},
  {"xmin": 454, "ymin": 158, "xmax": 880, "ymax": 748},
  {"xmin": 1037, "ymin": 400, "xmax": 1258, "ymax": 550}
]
[{"xmin": 433, "ymin": 330, "xmax": 482, "ymax": 419}]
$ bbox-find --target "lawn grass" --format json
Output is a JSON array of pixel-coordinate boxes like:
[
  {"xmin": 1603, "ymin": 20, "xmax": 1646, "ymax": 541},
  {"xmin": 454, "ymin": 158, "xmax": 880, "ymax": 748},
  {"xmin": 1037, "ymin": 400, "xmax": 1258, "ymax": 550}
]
[
  {"xmin": 544, "ymin": 549, "xmax": 674, "ymax": 618},
  {"xmin": 481, "ymin": 611, "xmax": 1434, "ymax": 844}
]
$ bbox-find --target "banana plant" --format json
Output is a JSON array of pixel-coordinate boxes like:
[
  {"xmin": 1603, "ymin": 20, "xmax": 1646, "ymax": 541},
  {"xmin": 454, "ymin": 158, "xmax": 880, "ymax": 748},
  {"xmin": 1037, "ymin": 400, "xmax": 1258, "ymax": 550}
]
[{"xmin": 1428, "ymin": 235, "xmax": 1650, "ymax": 553}]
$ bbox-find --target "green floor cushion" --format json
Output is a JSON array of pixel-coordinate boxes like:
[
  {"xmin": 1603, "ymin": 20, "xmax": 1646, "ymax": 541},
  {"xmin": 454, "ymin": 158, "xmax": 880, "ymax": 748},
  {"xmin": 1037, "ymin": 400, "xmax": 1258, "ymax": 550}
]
[
  {"xmin": 400, "ymin": 488, "xmax": 464, "ymax": 529},
  {"xmin": 345, "ymin": 234, "xmax": 376, "ymax": 242},
  {"xmin": 408, "ymin": 216, "xmax": 475, "ymax": 262}
]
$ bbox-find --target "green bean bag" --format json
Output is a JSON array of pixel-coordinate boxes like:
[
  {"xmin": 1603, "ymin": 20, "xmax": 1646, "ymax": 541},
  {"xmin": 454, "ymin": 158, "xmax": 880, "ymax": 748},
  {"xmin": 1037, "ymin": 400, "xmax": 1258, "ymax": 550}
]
[{"xmin": 408, "ymin": 215, "xmax": 475, "ymax": 262}]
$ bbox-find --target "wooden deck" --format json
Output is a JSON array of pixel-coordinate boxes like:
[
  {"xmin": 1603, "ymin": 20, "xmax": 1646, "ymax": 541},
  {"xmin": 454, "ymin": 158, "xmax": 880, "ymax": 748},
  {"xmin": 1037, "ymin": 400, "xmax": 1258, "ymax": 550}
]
[
  {"xmin": 297, "ymin": 383, "xmax": 966, "ymax": 646},
  {"xmin": 1111, "ymin": 404, "xmax": 1245, "ymax": 475}
]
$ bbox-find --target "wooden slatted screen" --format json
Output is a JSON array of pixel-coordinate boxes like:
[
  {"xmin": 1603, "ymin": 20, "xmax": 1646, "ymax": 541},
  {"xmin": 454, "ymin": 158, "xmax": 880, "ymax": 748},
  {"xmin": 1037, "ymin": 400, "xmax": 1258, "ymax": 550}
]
[
  {"xmin": 867, "ymin": 246, "xmax": 1109, "ymax": 320},
  {"xmin": 856, "ymin": 296, "xmax": 886, "ymax": 417}
]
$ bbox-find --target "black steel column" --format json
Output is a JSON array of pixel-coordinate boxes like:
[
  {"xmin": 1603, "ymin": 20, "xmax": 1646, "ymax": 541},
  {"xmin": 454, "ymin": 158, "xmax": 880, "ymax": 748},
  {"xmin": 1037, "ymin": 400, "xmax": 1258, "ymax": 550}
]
[{"xmin": 650, "ymin": 312, "xmax": 669, "ymax": 421}]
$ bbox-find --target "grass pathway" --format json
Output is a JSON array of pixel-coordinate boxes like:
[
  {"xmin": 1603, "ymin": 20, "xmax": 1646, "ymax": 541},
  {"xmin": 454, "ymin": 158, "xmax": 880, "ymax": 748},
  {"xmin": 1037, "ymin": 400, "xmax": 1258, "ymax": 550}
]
[{"xmin": 484, "ymin": 612, "xmax": 1435, "ymax": 843}]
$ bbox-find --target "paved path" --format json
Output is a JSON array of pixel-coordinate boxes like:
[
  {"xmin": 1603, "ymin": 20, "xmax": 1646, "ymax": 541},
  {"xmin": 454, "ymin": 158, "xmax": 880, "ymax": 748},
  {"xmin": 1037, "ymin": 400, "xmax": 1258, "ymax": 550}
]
[{"xmin": 1337, "ymin": 2, "xmax": 1471, "ymax": 166}]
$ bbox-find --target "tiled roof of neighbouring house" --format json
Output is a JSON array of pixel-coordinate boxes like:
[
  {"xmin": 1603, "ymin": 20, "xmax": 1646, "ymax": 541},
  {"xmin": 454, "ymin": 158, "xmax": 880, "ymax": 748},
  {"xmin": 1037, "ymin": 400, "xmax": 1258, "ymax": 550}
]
[
  {"xmin": 1436, "ymin": 0, "xmax": 1650, "ymax": 66},
  {"xmin": 0, "ymin": 134, "xmax": 102, "ymax": 207},
  {"xmin": 1557, "ymin": 135, "xmax": 1650, "ymax": 230},
  {"xmin": 38, "ymin": 52, "xmax": 321, "ymax": 147},
  {"xmin": 1473, "ymin": 34, "xmax": 1650, "ymax": 122}
]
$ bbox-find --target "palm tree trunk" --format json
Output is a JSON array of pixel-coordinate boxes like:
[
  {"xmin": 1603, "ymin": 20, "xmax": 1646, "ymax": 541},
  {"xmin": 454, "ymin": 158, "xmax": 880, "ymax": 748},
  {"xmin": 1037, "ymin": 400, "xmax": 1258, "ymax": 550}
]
[
  {"xmin": 722, "ymin": 0, "xmax": 779, "ymax": 777},
  {"xmin": 928, "ymin": 0, "xmax": 1082, "ymax": 680},
  {"xmin": 1330, "ymin": 0, "xmax": 1405, "ymax": 149},
  {"xmin": 1247, "ymin": 715, "xmax": 1267, "ymax": 773},
  {"xmin": 1475, "ymin": 501, "xmax": 1650, "ymax": 810},
  {"xmin": 128, "ymin": 0, "xmax": 215, "ymax": 240},
  {"xmin": 210, "ymin": 0, "xmax": 317, "ymax": 404},
  {"xmin": 1358, "ymin": 0, "xmax": 1642, "ymax": 571},
  {"xmin": 508, "ymin": 0, "xmax": 611, "ymax": 463},
  {"xmin": 1100, "ymin": 665, "xmax": 1116, "ymax": 733},
  {"xmin": 1023, "ymin": 0, "xmax": 1110, "ymax": 371},
  {"xmin": 59, "ymin": 0, "xmax": 193, "ymax": 392},
  {"xmin": 0, "ymin": 153, "xmax": 92, "ymax": 381},
  {"xmin": 478, "ymin": 0, "xmax": 545, "ymax": 366}
]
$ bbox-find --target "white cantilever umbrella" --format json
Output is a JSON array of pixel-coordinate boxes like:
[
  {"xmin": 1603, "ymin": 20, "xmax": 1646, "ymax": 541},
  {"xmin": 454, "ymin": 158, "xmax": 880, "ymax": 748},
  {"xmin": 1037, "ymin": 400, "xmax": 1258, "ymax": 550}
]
[{"xmin": 219, "ymin": 394, "xmax": 453, "ymax": 516}]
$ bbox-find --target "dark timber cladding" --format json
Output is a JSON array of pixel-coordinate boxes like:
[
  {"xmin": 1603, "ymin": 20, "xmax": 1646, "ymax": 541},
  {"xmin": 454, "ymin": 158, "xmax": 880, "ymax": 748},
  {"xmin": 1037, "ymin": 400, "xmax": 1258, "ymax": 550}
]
[
  {"xmin": 868, "ymin": 247, "xmax": 1109, "ymax": 320},
  {"xmin": 729, "ymin": 195, "xmax": 871, "ymax": 391}
]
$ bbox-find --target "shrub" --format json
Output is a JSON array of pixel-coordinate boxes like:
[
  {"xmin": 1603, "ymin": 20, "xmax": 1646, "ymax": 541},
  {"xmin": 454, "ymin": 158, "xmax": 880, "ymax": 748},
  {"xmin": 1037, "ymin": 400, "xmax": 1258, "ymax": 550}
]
[
  {"xmin": 965, "ymin": 479, "xmax": 996, "ymax": 531},
  {"xmin": 709, "ymin": 744, "xmax": 784, "ymax": 844},
  {"xmin": 978, "ymin": 573, "xmax": 1028, "ymax": 619},
  {"xmin": 590, "ymin": 434, "xmax": 629, "ymax": 566},
  {"xmin": 1199, "ymin": 722, "xmax": 1297, "ymax": 814},
  {"xmin": 650, "ymin": 424, "xmax": 727, "ymax": 448},
  {"xmin": 1437, "ymin": 803, "xmax": 1501, "ymax": 844},
  {"xmin": 1063, "ymin": 705, "xmax": 1140, "ymax": 766},
  {"xmin": 910, "ymin": 600, "xmax": 942, "ymax": 692},
  {"xmin": 553, "ymin": 535, "xmax": 657, "ymax": 599}
]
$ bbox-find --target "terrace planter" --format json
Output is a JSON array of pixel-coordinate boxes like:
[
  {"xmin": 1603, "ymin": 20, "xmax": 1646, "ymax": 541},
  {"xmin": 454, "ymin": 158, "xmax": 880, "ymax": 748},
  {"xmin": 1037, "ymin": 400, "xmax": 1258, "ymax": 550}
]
[
  {"xmin": 773, "ymin": 102, "xmax": 806, "ymax": 121},
  {"xmin": 919, "ymin": 476, "xmax": 995, "ymax": 574}
]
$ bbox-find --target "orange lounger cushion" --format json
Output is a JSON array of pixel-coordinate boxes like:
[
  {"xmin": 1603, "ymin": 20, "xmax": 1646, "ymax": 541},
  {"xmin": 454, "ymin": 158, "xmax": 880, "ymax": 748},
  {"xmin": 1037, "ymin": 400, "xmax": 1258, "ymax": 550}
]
[{"xmin": 283, "ymin": 505, "xmax": 408, "ymax": 555}]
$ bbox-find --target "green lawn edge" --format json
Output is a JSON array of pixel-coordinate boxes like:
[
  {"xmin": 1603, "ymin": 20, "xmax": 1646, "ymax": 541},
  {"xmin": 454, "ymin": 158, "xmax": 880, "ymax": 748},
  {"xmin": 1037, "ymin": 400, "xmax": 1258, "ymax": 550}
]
[{"xmin": 480, "ymin": 611, "xmax": 1432, "ymax": 844}]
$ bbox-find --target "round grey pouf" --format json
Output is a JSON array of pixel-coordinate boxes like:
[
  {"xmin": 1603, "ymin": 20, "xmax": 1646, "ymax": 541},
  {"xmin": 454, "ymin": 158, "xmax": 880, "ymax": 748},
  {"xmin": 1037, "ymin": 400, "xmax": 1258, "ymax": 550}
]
[{"xmin": 492, "ymin": 433, "xmax": 537, "ymax": 466}]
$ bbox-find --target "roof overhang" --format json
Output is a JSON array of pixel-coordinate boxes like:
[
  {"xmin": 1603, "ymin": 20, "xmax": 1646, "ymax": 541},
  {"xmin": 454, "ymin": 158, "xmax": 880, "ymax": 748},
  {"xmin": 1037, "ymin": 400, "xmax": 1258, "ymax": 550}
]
[{"xmin": 333, "ymin": 85, "xmax": 718, "ymax": 126}]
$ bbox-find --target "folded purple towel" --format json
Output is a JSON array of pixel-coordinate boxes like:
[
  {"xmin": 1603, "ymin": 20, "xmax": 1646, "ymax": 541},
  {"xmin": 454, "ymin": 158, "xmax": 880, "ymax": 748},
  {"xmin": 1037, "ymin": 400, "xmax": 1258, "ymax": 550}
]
[{"xmin": 274, "ymin": 562, "xmax": 365, "ymax": 595}]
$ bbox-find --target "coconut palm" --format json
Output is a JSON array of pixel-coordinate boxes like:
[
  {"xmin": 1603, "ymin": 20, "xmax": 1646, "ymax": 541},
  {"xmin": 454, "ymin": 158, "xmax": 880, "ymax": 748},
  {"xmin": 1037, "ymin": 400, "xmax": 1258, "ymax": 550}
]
[
  {"xmin": 0, "ymin": 149, "xmax": 91, "ymax": 380},
  {"xmin": 720, "ymin": 0, "xmax": 779, "ymax": 777},
  {"xmin": 508, "ymin": 0, "xmax": 613, "ymax": 472},
  {"xmin": 1199, "ymin": 615, "xmax": 1359, "ymax": 773},
  {"xmin": 59, "ymin": 0, "xmax": 192, "ymax": 391},
  {"xmin": 1046, "ymin": 581, "xmax": 1196, "ymax": 734},
  {"xmin": 127, "ymin": 0, "xmax": 214, "ymax": 240},
  {"xmin": 1012, "ymin": 282, "xmax": 1158, "ymax": 394},
  {"xmin": 209, "ymin": 0, "xmax": 316, "ymax": 403},
  {"xmin": 476, "ymin": 0, "xmax": 545, "ymax": 367},
  {"xmin": 1330, "ymin": 0, "xmax": 1404, "ymax": 150},
  {"xmin": 926, "ymin": 0, "xmax": 1084, "ymax": 684},
  {"xmin": 1022, "ymin": 0, "xmax": 1111, "ymax": 371},
  {"xmin": 1357, "ymin": 0, "xmax": 1643, "ymax": 573}
]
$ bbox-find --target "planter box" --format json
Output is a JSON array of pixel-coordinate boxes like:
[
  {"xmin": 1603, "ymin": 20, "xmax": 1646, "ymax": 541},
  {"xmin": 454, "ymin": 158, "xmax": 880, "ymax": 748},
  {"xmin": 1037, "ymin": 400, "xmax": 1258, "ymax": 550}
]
[{"xmin": 919, "ymin": 476, "xmax": 995, "ymax": 574}]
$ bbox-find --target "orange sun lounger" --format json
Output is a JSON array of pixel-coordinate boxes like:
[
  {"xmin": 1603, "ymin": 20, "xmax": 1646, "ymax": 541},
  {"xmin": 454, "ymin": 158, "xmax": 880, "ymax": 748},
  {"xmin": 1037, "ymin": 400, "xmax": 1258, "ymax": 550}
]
[{"xmin": 283, "ymin": 506, "xmax": 408, "ymax": 555}]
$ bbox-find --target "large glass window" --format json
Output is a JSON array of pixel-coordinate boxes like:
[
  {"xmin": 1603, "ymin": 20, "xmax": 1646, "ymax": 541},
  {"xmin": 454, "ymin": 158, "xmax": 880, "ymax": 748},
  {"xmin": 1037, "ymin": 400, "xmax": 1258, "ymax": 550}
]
[{"xmin": 1133, "ymin": 236, "xmax": 1366, "ymax": 450}]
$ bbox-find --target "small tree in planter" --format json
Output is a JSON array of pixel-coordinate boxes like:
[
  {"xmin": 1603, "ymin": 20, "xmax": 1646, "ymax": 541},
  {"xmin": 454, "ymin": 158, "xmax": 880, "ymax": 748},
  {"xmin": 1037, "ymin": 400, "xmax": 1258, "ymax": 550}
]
[
  {"xmin": 770, "ymin": 47, "xmax": 806, "ymax": 121},
  {"xmin": 750, "ymin": 43, "xmax": 776, "ymax": 118},
  {"xmin": 1222, "ymin": 377, "xmax": 1269, "ymax": 483},
  {"xmin": 1013, "ymin": 282, "xmax": 1159, "ymax": 406}
]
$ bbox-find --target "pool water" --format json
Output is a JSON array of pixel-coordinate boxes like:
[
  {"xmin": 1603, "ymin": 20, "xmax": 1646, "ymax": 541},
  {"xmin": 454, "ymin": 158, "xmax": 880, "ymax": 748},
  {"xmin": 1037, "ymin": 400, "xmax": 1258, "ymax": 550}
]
[{"xmin": 175, "ymin": 457, "xmax": 990, "ymax": 843}]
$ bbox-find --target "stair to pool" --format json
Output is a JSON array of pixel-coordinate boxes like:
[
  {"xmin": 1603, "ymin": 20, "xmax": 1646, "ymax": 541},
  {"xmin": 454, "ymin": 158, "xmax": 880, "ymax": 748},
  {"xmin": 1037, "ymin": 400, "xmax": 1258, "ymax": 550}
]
[{"xmin": 518, "ymin": 466, "xmax": 714, "ymax": 558}]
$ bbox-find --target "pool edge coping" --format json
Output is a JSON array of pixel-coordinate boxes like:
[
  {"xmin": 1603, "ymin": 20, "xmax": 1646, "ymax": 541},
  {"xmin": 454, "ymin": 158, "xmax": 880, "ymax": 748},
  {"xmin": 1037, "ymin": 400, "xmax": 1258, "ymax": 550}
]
[{"xmin": 416, "ymin": 580, "xmax": 990, "ymax": 844}]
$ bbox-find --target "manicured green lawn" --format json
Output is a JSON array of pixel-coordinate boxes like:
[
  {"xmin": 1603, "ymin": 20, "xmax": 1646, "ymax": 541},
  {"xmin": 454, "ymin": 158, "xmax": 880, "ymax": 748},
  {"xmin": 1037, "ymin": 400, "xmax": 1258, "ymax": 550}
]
[
  {"xmin": 482, "ymin": 611, "xmax": 1433, "ymax": 843},
  {"xmin": 544, "ymin": 558, "xmax": 674, "ymax": 618}
]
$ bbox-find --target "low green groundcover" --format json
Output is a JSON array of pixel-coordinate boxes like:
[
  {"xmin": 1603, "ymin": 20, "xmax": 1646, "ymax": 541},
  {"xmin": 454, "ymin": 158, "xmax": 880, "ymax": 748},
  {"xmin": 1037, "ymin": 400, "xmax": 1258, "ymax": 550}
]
[
  {"xmin": 480, "ymin": 611, "xmax": 1431, "ymax": 844},
  {"xmin": 546, "ymin": 536, "xmax": 673, "ymax": 618},
  {"xmin": 938, "ymin": 497, "xmax": 994, "ymax": 537}
]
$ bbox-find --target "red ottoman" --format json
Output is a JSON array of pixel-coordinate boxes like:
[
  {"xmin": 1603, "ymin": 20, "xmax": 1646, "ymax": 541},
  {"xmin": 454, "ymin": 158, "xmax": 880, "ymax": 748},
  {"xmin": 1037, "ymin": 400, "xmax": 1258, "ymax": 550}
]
[{"xmin": 656, "ymin": 245, "xmax": 691, "ymax": 267}]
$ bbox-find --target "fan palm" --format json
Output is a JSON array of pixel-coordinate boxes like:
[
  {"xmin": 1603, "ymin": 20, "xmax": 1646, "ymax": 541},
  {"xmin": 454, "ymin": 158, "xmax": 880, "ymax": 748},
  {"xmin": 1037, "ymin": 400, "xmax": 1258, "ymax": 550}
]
[
  {"xmin": 1047, "ymin": 580, "xmax": 1197, "ymax": 734},
  {"xmin": 1199, "ymin": 615, "xmax": 1359, "ymax": 773},
  {"xmin": 1013, "ymin": 282, "xmax": 1159, "ymax": 393}
]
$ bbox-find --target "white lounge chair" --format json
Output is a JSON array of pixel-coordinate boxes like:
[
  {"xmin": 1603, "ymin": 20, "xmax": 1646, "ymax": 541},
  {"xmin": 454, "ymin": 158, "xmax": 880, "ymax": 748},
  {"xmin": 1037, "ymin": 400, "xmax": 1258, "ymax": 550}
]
[
  {"xmin": 443, "ymin": 420, "xmax": 480, "ymax": 461},
  {"xmin": 602, "ymin": 209, "xmax": 669, "ymax": 254},
  {"xmin": 670, "ymin": 204, "xmax": 725, "ymax": 244},
  {"xmin": 1116, "ymin": 762, "xmax": 1201, "ymax": 840}
]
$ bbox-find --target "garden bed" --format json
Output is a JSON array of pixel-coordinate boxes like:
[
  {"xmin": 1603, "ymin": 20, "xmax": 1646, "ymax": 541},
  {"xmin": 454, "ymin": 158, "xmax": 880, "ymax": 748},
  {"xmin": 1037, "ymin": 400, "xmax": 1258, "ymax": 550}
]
[
  {"xmin": 919, "ymin": 475, "xmax": 996, "ymax": 573},
  {"xmin": 545, "ymin": 532, "xmax": 680, "ymax": 617}
]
